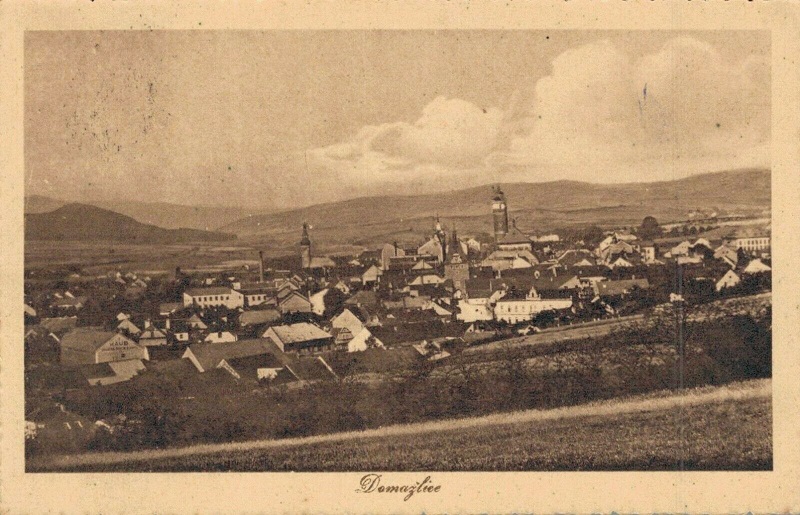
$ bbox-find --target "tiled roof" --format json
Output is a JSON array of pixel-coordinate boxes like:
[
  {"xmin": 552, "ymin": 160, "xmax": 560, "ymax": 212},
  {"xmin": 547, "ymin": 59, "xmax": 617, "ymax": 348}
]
[
  {"xmin": 60, "ymin": 327, "xmax": 118, "ymax": 353},
  {"xmin": 186, "ymin": 338, "xmax": 284, "ymax": 372},
  {"xmin": 265, "ymin": 323, "xmax": 332, "ymax": 344}
]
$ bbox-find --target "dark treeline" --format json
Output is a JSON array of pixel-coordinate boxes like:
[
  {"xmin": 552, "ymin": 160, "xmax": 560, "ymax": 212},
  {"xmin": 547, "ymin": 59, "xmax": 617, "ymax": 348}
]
[{"xmin": 28, "ymin": 310, "xmax": 771, "ymax": 457}]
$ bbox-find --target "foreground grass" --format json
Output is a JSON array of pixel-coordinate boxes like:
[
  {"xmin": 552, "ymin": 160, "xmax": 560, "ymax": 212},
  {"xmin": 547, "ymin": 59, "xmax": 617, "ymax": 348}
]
[{"xmin": 30, "ymin": 379, "xmax": 771, "ymax": 472}]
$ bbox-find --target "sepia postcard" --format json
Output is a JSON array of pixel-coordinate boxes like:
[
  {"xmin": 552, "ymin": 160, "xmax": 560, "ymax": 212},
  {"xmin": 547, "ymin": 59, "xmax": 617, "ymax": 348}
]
[{"xmin": 1, "ymin": 1, "xmax": 799, "ymax": 513}]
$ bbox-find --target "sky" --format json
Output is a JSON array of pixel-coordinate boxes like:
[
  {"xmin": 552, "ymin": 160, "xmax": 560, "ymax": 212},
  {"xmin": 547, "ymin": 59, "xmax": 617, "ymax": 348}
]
[{"xmin": 25, "ymin": 30, "xmax": 770, "ymax": 209}]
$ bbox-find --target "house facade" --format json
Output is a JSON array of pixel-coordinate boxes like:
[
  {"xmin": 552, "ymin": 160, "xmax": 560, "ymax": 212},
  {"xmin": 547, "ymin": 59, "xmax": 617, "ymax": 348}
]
[
  {"xmin": 183, "ymin": 287, "xmax": 244, "ymax": 309},
  {"xmin": 494, "ymin": 294, "xmax": 573, "ymax": 324},
  {"xmin": 60, "ymin": 329, "xmax": 150, "ymax": 366},
  {"xmin": 262, "ymin": 323, "xmax": 334, "ymax": 354}
]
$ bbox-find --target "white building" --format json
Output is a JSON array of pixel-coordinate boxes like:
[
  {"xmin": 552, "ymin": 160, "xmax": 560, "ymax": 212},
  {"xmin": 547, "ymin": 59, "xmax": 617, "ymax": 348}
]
[
  {"xmin": 331, "ymin": 308, "xmax": 365, "ymax": 335},
  {"xmin": 456, "ymin": 298, "xmax": 494, "ymax": 323},
  {"xmin": 743, "ymin": 258, "xmax": 771, "ymax": 274},
  {"xmin": 716, "ymin": 270, "xmax": 741, "ymax": 291},
  {"xmin": 204, "ymin": 331, "xmax": 238, "ymax": 344},
  {"xmin": 183, "ymin": 287, "xmax": 244, "ymax": 309},
  {"xmin": 728, "ymin": 236, "xmax": 770, "ymax": 253},
  {"xmin": 493, "ymin": 289, "xmax": 572, "ymax": 324},
  {"xmin": 347, "ymin": 327, "xmax": 384, "ymax": 353}
]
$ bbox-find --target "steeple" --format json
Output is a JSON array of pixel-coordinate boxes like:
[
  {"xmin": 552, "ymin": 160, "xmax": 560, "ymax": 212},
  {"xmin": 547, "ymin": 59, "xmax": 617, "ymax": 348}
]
[
  {"xmin": 300, "ymin": 222, "xmax": 312, "ymax": 269},
  {"xmin": 300, "ymin": 221, "xmax": 311, "ymax": 246},
  {"xmin": 492, "ymin": 185, "xmax": 509, "ymax": 242},
  {"xmin": 448, "ymin": 226, "xmax": 463, "ymax": 264}
]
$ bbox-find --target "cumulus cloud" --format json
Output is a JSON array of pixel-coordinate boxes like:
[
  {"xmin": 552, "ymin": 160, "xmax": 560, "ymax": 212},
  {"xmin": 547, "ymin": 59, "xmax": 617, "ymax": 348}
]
[
  {"xmin": 309, "ymin": 36, "xmax": 769, "ymax": 189},
  {"xmin": 308, "ymin": 96, "xmax": 504, "ymax": 187}
]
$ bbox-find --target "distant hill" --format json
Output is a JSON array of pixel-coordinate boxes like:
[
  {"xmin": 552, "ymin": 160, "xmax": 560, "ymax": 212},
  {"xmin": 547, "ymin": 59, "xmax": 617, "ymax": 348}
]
[
  {"xmin": 24, "ymin": 196, "xmax": 269, "ymax": 231},
  {"xmin": 25, "ymin": 203, "xmax": 237, "ymax": 244},
  {"xmin": 24, "ymin": 195, "xmax": 65, "ymax": 214},
  {"xmin": 90, "ymin": 201, "xmax": 273, "ymax": 231},
  {"xmin": 220, "ymin": 168, "xmax": 770, "ymax": 248}
]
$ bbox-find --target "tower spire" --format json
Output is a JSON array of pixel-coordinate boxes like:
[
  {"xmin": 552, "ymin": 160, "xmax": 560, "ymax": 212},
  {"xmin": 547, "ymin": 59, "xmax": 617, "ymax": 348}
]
[
  {"xmin": 300, "ymin": 222, "xmax": 312, "ymax": 269},
  {"xmin": 300, "ymin": 221, "xmax": 311, "ymax": 246},
  {"xmin": 492, "ymin": 185, "xmax": 509, "ymax": 243}
]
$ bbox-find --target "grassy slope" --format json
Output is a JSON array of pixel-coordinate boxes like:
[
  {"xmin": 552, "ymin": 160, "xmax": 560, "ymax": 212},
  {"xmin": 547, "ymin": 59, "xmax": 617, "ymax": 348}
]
[{"xmin": 29, "ymin": 379, "xmax": 771, "ymax": 472}]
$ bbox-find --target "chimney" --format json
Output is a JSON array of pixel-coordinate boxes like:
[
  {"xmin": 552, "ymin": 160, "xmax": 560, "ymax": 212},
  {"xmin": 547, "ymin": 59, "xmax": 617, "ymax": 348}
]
[{"xmin": 259, "ymin": 251, "xmax": 265, "ymax": 283}]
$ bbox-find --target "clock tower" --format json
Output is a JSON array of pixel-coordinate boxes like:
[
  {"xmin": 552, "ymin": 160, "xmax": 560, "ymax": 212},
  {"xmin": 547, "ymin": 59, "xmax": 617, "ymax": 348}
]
[{"xmin": 492, "ymin": 186, "xmax": 509, "ymax": 243}]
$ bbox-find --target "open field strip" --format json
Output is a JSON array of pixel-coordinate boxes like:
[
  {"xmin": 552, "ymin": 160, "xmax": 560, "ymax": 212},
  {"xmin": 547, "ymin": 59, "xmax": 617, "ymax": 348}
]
[
  {"xmin": 29, "ymin": 378, "xmax": 770, "ymax": 472},
  {"xmin": 464, "ymin": 314, "xmax": 646, "ymax": 353}
]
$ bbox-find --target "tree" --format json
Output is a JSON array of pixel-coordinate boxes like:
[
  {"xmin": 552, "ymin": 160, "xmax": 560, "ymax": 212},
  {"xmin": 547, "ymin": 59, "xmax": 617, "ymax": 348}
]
[
  {"xmin": 322, "ymin": 288, "xmax": 346, "ymax": 318},
  {"xmin": 581, "ymin": 225, "xmax": 605, "ymax": 246},
  {"xmin": 638, "ymin": 216, "xmax": 662, "ymax": 240}
]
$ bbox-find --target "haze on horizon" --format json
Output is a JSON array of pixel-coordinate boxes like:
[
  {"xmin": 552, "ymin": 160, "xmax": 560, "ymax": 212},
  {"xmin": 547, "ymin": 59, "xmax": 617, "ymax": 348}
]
[{"xmin": 25, "ymin": 30, "xmax": 770, "ymax": 210}]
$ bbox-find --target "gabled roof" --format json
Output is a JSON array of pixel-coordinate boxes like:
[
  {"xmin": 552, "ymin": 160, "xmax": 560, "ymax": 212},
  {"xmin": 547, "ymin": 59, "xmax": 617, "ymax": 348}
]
[
  {"xmin": 464, "ymin": 278, "xmax": 503, "ymax": 299},
  {"xmin": 411, "ymin": 260, "xmax": 434, "ymax": 270},
  {"xmin": 743, "ymin": 258, "xmax": 771, "ymax": 274},
  {"xmin": 117, "ymin": 319, "xmax": 141, "ymax": 333},
  {"xmin": 370, "ymin": 319, "xmax": 461, "ymax": 346},
  {"xmin": 264, "ymin": 323, "xmax": 332, "ymax": 344},
  {"xmin": 495, "ymin": 226, "xmax": 533, "ymax": 245},
  {"xmin": 278, "ymin": 290, "xmax": 310, "ymax": 305},
  {"xmin": 185, "ymin": 338, "xmax": 284, "ymax": 372},
  {"xmin": 188, "ymin": 314, "xmax": 208, "ymax": 329},
  {"xmin": 345, "ymin": 290, "xmax": 378, "ymax": 307},
  {"xmin": 140, "ymin": 326, "xmax": 166, "ymax": 339},
  {"xmin": 556, "ymin": 249, "xmax": 595, "ymax": 267},
  {"xmin": 60, "ymin": 328, "xmax": 120, "ymax": 354},
  {"xmin": 330, "ymin": 327, "xmax": 354, "ymax": 340},
  {"xmin": 159, "ymin": 302, "xmax": 183, "ymax": 314},
  {"xmin": 107, "ymin": 359, "xmax": 146, "ymax": 378}
]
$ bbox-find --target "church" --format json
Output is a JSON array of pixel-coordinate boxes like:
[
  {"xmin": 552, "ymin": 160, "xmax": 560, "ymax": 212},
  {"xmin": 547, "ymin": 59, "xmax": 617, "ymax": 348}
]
[
  {"xmin": 491, "ymin": 186, "xmax": 533, "ymax": 252},
  {"xmin": 417, "ymin": 216, "xmax": 468, "ymax": 263}
]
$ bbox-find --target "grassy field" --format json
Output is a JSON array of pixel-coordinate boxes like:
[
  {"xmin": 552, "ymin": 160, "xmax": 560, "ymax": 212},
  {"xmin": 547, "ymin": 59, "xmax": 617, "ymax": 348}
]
[
  {"xmin": 24, "ymin": 240, "xmax": 262, "ymax": 275},
  {"xmin": 29, "ymin": 379, "xmax": 771, "ymax": 472}
]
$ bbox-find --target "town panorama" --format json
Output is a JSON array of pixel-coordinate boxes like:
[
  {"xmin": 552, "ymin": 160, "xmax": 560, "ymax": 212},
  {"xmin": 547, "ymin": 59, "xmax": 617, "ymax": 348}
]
[{"xmin": 23, "ymin": 30, "xmax": 772, "ymax": 472}]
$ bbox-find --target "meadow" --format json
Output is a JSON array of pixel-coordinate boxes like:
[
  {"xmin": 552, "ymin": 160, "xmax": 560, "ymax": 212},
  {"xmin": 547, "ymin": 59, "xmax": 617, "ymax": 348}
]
[{"xmin": 28, "ymin": 379, "xmax": 771, "ymax": 472}]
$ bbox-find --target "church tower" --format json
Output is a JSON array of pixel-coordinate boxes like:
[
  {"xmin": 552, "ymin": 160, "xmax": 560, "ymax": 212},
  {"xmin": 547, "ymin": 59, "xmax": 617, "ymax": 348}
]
[
  {"xmin": 434, "ymin": 215, "xmax": 447, "ymax": 264},
  {"xmin": 492, "ymin": 186, "xmax": 509, "ymax": 242},
  {"xmin": 300, "ymin": 222, "xmax": 312, "ymax": 269},
  {"xmin": 444, "ymin": 226, "xmax": 470, "ymax": 294}
]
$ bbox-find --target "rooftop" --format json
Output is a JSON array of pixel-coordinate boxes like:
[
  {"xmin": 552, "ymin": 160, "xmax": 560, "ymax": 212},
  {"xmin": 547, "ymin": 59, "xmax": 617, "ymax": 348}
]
[{"xmin": 265, "ymin": 323, "xmax": 333, "ymax": 344}]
